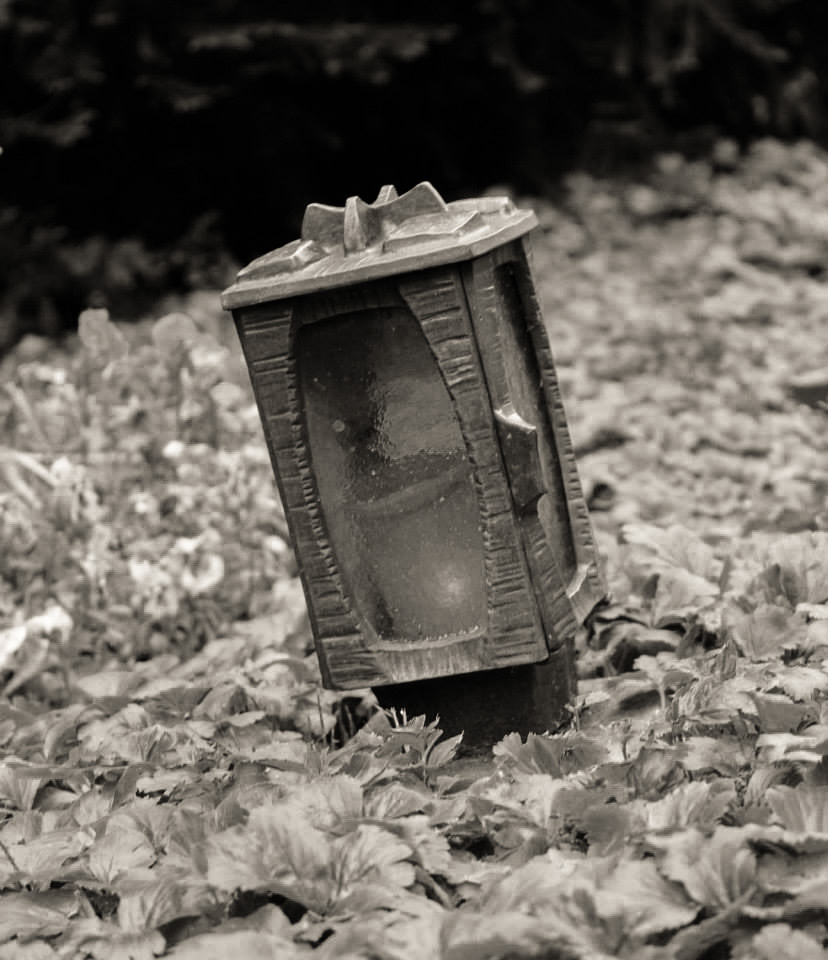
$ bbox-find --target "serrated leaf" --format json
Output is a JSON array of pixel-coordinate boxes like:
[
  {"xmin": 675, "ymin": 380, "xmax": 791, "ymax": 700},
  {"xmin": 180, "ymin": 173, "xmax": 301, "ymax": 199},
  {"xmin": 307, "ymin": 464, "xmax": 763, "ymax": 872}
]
[
  {"xmin": 390, "ymin": 815, "xmax": 455, "ymax": 876},
  {"xmin": 78, "ymin": 308, "xmax": 129, "ymax": 362},
  {"xmin": 426, "ymin": 733, "xmax": 463, "ymax": 769},
  {"xmin": 637, "ymin": 779, "xmax": 736, "ymax": 832},
  {"xmin": 87, "ymin": 828, "xmax": 157, "ymax": 887},
  {"xmin": 751, "ymin": 692, "xmax": 815, "ymax": 733},
  {"xmin": 749, "ymin": 829, "xmax": 828, "ymax": 895},
  {"xmin": 766, "ymin": 784, "xmax": 828, "ymax": 834},
  {"xmin": 493, "ymin": 731, "xmax": 607, "ymax": 777},
  {"xmin": 0, "ymin": 939, "xmax": 58, "ymax": 958},
  {"xmin": 0, "ymin": 889, "xmax": 82, "ymax": 944},
  {"xmin": 62, "ymin": 919, "xmax": 167, "ymax": 960},
  {"xmin": 281, "ymin": 775, "xmax": 363, "ymax": 829},
  {"xmin": 755, "ymin": 731, "xmax": 827, "ymax": 764},
  {"xmin": 749, "ymin": 923, "xmax": 827, "ymax": 960},
  {"xmin": 493, "ymin": 733, "xmax": 563, "ymax": 776},
  {"xmin": 627, "ymin": 745, "xmax": 685, "ymax": 799},
  {"xmin": 766, "ymin": 665, "xmax": 828, "ymax": 701},
  {"xmin": 0, "ymin": 762, "xmax": 44, "ymax": 811},
  {"xmin": 206, "ymin": 807, "xmax": 414, "ymax": 915},
  {"xmin": 167, "ymin": 929, "xmax": 305, "ymax": 960},
  {"xmin": 677, "ymin": 735, "xmax": 753, "ymax": 776},
  {"xmin": 761, "ymin": 533, "xmax": 828, "ymax": 606},
  {"xmin": 622, "ymin": 523, "xmax": 722, "ymax": 579},
  {"xmin": 43, "ymin": 704, "xmax": 96, "ymax": 762},
  {"xmin": 0, "ymin": 826, "xmax": 93, "ymax": 887},
  {"xmin": 151, "ymin": 313, "xmax": 200, "ymax": 356},
  {"xmin": 363, "ymin": 782, "xmax": 427, "ymax": 820},
  {"xmin": 75, "ymin": 671, "xmax": 144, "ymax": 699},
  {"xmin": 654, "ymin": 826, "xmax": 757, "ymax": 909},
  {"xmin": 797, "ymin": 603, "xmax": 828, "ymax": 621},
  {"xmin": 441, "ymin": 910, "xmax": 551, "ymax": 960},
  {"xmin": 601, "ymin": 858, "xmax": 699, "ymax": 939},
  {"xmin": 117, "ymin": 878, "xmax": 194, "ymax": 934},
  {"xmin": 579, "ymin": 803, "xmax": 631, "ymax": 856},
  {"xmin": 726, "ymin": 603, "xmax": 807, "ymax": 660},
  {"xmin": 650, "ymin": 567, "xmax": 720, "ymax": 624}
]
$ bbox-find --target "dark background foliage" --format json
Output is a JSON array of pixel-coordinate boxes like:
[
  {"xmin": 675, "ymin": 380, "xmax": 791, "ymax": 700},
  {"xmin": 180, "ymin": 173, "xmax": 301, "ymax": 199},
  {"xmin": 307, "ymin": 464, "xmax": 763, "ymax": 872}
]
[{"xmin": 2, "ymin": 0, "xmax": 826, "ymax": 345}]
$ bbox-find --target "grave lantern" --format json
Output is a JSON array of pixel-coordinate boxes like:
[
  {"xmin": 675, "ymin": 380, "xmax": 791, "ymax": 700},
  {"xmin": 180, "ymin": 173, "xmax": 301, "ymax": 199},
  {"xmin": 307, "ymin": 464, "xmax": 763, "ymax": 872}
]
[{"xmin": 221, "ymin": 183, "xmax": 605, "ymax": 747}]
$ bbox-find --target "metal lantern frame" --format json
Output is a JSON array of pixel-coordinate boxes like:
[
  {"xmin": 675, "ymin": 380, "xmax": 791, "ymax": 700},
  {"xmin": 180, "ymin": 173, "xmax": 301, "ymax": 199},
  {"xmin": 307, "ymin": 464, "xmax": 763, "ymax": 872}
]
[{"xmin": 222, "ymin": 182, "xmax": 604, "ymax": 711}]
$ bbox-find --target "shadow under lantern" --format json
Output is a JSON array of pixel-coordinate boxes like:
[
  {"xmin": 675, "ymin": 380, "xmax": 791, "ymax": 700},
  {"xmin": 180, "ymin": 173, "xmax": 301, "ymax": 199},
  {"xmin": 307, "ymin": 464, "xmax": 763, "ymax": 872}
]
[{"xmin": 222, "ymin": 183, "xmax": 605, "ymax": 747}]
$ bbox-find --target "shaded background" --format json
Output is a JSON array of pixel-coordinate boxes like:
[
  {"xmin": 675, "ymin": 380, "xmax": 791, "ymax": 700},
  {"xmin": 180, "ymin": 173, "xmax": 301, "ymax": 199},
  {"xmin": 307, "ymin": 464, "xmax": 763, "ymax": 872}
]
[{"xmin": 2, "ymin": 0, "xmax": 826, "ymax": 346}]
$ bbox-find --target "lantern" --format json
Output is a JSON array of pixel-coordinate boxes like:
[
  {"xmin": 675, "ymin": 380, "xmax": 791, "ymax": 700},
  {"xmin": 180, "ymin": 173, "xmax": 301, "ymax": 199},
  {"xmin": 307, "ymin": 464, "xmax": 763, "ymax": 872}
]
[{"xmin": 222, "ymin": 183, "xmax": 605, "ymax": 746}]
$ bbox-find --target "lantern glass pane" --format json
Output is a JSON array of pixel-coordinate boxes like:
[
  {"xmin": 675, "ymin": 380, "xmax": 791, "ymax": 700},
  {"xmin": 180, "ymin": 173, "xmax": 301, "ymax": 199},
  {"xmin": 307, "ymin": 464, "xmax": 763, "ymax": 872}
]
[{"xmin": 297, "ymin": 307, "xmax": 487, "ymax": 641}]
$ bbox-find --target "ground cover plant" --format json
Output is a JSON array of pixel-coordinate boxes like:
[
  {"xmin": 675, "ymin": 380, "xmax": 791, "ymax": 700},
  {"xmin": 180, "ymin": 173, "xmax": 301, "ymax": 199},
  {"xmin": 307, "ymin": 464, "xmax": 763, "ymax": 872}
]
[{"xmin": 2, "ymin": 138, "xmax": 828, "ymax": 958}]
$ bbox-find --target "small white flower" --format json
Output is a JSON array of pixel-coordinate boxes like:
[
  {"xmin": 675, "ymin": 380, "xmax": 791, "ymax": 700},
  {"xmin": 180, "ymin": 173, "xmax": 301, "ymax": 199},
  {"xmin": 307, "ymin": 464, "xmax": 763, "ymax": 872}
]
[{"xmin": 162, "ymin": 440, "xmax": 185, "ymax": 460}]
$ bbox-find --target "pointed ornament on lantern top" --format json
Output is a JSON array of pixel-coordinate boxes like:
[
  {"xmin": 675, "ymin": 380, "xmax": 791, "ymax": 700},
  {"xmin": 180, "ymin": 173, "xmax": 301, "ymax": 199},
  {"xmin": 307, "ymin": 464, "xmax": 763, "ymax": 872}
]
[{"xmin": 221, "ymin": 182, "xmax": 537, "ymax": 308}]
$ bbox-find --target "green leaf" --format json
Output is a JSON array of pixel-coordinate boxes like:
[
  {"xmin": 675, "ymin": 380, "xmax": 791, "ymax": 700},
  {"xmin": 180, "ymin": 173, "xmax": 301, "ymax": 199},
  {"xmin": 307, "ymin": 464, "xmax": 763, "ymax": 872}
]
[
  {"xmin": 600, "ymin": 858, "xmax": 699, "ymax": 939},
  {"xmin": 0, "ymin": 762, "xmax": 44, "ymax": 811},
  {"xmin": 636, "ymin": 779, "xmax": 736, "ymax": 832},
  {"xmin": 281, "ymin": 775, "xmax": 363, "ymax": 829},
  {"xmin": 151, "ymin": 313, "xmax": 200, "ymax": 356},
  {"xmin": 87, "ymin": 827, "xmax": 156, "ymax": 887},
  {"xmin": 206, "ymin": 806, "xmax": 414, "ymax": 915},
  {"xmin": 751, "ymin": 692, "xmax": 815, "ymax": 733},
  {"xmin": 765, "ymin": 665, "xmax": 828, "ymax": 702},
  {"xmin": 579, "ymin": 803, "xmax": 631, "ymax": 856},
  {"xmin": 117, "ymin": 878, "xmax": 198, "ymax": 934},
  {"xmin": 426, "ymin": 733, "xmax": 463, "ymax": 769},
  {"xmin": 622, "ymin": 523, "xmax": 722, "ymax": 580},
  {"xmin": 649, "ymin": 567, "xmax": 720, "ymax": 624},
  {"xmin": 766, "ymin": 784, "xmax": 828, "ymax": 835},
  {"xmin": 0, "ymin": 889, "xmax": 83, "ymax": 944},
  {"xmin": 60, "ymin": 919, "xmax": 167, "ymax": 960},
  {"xmin": 654, "ymin": 826, "xmax": 757, "ymax": 909},
  {"xmin": 493, "ymin": 731, "xmax": 607, "ymax": 777},
  {"xmin": 168, "ymin": 907, "xmax": 297, "ymax": 960},
  {"xmin": 748, "ymin": 924, "xmax": 827, "ymax": 960},
  {"xmin": 167, "ymin": 929, "xmax": 305, "ymax": 960},
  {"xmin": 493, "ymin": 732, "xmax": 564, "ymax": 776},
  {"xmin": 755, "ymin": 731, "xmax": 828, "ymax": 765},
  {"xmin": 760, "ymin": 534, "xmax": 828, "ymax": 606},
  {"xmin": 441, "ymin": 910, "xmax": 551, "ymax": 960},
  {"xmin": 78, "ymin": 308, "xmax": 129, "ymax": 364},
  {"xmin": 726, "ymin": 603, "xmax": 807, "ymax": 660},
  {"xmin": 363, "ymin": 782, "xmax": 427, "ymax": 820},
  {"xmin": 314, "ymin": 911, "xmax": 444, "ymax": 960},
  {"xmin": 75, "ymin": 671, "xmax": 144, "ymax": 699},
  {"xmin": 0, "ymin": 825, "xmax": 93, "ymax": 887},
  {"xmin": 676, "ymin": 735, "xmax": 753, "ymax": 776}
]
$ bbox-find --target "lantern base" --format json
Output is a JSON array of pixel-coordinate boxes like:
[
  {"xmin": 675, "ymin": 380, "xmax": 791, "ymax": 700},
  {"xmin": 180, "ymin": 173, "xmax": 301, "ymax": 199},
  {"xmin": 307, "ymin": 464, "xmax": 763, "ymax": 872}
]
[{"xmin": 372, "ymin": 642, "xmax": 577, "ymax": 754}]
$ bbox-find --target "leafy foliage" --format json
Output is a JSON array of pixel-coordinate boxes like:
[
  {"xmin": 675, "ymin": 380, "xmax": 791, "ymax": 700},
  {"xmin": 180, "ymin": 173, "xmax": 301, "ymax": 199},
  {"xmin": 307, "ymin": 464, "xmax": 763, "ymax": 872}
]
[{"xmin": 4, "ymin": 138, "xmax": 828, "ymax": 956}]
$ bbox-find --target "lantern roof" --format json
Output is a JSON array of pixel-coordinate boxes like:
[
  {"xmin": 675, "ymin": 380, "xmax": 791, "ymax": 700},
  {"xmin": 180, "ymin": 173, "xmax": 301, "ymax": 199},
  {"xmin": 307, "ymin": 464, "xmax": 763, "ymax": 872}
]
[{"xmin": 221, "ymin": 182, "xmax": 537, "ymax": 309}]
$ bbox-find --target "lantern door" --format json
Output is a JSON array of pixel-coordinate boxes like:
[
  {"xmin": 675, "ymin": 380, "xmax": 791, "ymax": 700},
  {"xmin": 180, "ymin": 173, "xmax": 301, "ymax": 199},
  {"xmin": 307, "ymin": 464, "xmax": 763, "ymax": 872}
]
[{"xmin": 465, "ymin": 242, "xmax": 605, "ymax": 642}]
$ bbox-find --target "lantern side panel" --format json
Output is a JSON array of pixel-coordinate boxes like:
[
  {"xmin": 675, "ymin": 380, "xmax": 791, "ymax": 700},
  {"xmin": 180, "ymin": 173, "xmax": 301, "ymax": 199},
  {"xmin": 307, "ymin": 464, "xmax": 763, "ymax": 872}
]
[
  {"xmin": 465, "ymin": 250, "xmax": 583, "ymax": 652},
  {"xmin": 508, "ymin": 242, "xmax": 607, "ymax": 621},
  {"xmin": 233, "ymin": 302, "xmax": 367, "ymax": 687},
  {"xmin": 398, "ymin": 269, "xmax": 548, "ymax": 670}
]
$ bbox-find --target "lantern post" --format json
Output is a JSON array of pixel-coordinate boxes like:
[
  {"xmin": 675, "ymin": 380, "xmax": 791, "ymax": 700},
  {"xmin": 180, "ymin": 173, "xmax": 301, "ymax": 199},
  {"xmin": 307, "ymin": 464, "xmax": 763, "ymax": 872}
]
[{"xmin": 221, "ymin": 182, "xmax": 605, "ymax": 748}]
